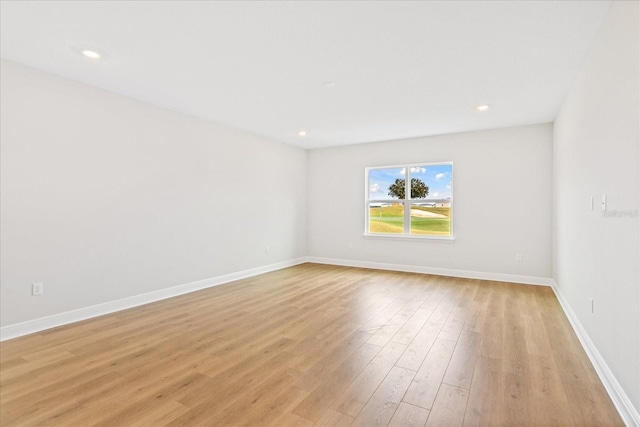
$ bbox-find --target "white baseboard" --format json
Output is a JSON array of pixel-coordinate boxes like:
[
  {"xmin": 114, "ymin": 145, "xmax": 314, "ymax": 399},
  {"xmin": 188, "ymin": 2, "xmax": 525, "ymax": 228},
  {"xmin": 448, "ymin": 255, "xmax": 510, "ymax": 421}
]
[
  {"xmin": 552, "ymin": 281, "xmax": 640, "ymax": 427},
  {"xmin": 0, "ymin": 257, "xmax": 308, "ymax": 342},
  {"xmin": 307, "ymin": 256, "xmax": 553, "ymax": 286}
]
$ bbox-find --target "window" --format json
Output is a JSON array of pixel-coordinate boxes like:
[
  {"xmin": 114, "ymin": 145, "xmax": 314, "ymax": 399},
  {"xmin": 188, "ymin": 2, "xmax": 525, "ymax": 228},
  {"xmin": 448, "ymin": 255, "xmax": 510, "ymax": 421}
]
[{"xmin": 365, "ymin": 162, "xmax": 453, "ymax": 238}]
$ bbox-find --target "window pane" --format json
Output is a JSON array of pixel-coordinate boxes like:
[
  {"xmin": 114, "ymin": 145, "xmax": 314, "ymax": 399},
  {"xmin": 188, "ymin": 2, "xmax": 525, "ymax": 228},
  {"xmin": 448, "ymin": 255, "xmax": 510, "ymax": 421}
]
[
  {"xmin": 369, "ymin": 167, "xmax": 407, "ymax": 200},
  {"xmin": 410, "ymin": 203, "xmax": 451, "ymax": 236},
  {"xmin": 408, "ymin": 164, "xmax": 452, "ymax": 201},
  {"xmin": 369, "ymin": 203, "xmax": 404, "ymax": 234}
]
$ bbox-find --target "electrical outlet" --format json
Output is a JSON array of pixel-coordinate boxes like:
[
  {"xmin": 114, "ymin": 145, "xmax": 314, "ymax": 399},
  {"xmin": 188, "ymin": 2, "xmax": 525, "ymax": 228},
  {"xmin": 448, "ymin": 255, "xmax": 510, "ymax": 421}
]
[
  {"xmin": 515, "ymin": 253, "xmax": 522, "ymax": 262},
  {"xmin": 32, "ymin": 282, "xmax": 43, "ymax": 296}
]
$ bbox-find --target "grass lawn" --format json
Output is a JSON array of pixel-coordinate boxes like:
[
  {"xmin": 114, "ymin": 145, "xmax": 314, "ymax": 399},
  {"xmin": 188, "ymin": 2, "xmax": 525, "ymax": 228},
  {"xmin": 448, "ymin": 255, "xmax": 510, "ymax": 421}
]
[{"xmin": 369, "ymin": 205, "xmax": 451, "ymax": 236}]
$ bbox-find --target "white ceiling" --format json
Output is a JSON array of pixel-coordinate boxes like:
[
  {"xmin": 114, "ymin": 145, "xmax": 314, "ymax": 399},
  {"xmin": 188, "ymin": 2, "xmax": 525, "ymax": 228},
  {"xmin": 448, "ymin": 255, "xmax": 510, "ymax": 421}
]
[{"xmin": 0, "ymin": 1, "xmax": 610, "ymax": 149}]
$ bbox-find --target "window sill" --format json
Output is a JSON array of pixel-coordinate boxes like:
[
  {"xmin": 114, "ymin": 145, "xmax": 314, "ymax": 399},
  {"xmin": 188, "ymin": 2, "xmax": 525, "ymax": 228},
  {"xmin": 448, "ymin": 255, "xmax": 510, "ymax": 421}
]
[{"xmin": 363, "ymin": 233, "xmax": 456, "ymax": 242}]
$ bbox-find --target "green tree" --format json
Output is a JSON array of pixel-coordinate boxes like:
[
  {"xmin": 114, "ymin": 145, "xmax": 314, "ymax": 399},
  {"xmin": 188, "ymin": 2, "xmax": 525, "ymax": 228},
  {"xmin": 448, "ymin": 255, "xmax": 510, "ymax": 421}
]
[{"xmin": 388, "ymin": 178, "xmax": 429, "ymax": 199}]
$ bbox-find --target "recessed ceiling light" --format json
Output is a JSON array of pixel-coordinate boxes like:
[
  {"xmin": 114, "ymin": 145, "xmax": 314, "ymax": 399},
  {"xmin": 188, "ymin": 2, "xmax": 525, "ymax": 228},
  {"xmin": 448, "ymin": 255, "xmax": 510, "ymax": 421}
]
[
  {"xmin": 297, "ymin": 130, "xmax": 307, "ymax": 137},
  {"xmin": 323, "ymin": 81, "xmax": 336, "ymax": 88},
  {"xmin": 476, "ymin": 104, "xmax": 490, "ymax": 112},
  {"xmin": 82, "ymin": 50, "xmax": 101, "ymax": 59}
]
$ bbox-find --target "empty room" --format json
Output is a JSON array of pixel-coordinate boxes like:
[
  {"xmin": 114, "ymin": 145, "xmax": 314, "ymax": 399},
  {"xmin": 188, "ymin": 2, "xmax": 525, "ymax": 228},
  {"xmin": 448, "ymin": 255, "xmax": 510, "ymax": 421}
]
[{"xmin": 1, "ymin": 1, "xmax": 638, "ymax": 426}]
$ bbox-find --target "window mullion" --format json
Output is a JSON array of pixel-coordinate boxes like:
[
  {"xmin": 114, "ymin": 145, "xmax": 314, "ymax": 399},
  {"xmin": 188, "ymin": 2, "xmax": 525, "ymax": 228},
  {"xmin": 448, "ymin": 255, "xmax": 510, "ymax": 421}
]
[{"xmin": 404, "ymin": 167, "xmax": 411, "ymax": 234}]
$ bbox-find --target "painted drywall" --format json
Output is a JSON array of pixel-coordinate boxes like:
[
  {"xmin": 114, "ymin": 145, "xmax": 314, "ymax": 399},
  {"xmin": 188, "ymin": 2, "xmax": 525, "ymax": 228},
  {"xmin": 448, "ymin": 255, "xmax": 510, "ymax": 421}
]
[
  {"xmin": 553, "ymin": 0, "xmax": 639, "ymax": 415},
  {"xmin": 307, "ymin": 123, "xmax": 553, "ymax": 281},
  {"xmin": 0, "ymin": 60, "xmax": 307, "ymax": 327}
]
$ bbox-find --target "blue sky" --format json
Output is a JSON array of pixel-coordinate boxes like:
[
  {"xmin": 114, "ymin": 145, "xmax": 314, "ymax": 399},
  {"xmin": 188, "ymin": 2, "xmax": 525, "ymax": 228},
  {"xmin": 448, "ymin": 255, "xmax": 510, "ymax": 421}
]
[{"xmin": 368, "ymin": 164, "xmax": 452, "ymax": 200}]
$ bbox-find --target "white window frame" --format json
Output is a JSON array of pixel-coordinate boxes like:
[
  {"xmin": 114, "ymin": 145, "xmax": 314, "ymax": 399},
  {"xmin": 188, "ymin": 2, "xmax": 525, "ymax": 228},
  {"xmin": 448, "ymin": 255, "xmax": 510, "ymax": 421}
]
[{"xmin": 364, "ymin": 161, "xmax": 454, "ymax": 240}]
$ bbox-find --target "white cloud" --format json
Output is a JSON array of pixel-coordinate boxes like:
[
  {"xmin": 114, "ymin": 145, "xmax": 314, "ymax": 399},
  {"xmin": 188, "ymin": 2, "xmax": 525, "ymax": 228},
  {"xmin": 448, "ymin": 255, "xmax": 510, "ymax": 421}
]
[
  {"xmin": 433, "ymin": 192, "xmax": 439, "ymax": 197},
  {"xmin": 435, "ymin": 173, "xmax": 446, "ymax": 180},
  {"xmin": 445, "ymin": 184, "xmax": 451, "ymax": 189},
  {"xmin": 369, "ymin": 183, "xmax": 381, "ymax": 193},
  {"xmin": 410, "ymin": 167, "xmax": 426, "ymax": 174},
  {"xmin": 399, "ymin": 168, "xmax": 406, "ymax": 175}
]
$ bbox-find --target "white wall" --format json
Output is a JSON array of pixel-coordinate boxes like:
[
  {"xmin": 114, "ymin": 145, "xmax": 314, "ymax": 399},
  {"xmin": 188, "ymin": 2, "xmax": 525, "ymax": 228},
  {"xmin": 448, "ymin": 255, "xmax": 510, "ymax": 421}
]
[
  {"xmin": 553, "ymin": 0, "xmax": 639, "ymax": 416},
  {"xmin": 307, "ymin": 123, "xmax": 553, "ymax": 282},
  {"xmin": 0, "ymin": 60, "xmax": 307, "ymax": 327}
]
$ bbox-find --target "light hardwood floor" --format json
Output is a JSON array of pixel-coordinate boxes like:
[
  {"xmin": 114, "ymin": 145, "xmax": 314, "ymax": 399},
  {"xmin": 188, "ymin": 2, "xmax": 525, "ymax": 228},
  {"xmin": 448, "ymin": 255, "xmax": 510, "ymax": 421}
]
[{"xmin": 0, "ymin": 263, "xmax": 623, "ymax": 426}]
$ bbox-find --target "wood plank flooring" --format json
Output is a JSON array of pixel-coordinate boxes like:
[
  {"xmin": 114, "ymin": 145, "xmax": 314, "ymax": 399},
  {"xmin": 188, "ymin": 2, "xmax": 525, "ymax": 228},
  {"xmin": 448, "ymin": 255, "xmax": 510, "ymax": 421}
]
[{"xmin": 0, "ymin": 263, "xmax": 624, "ymax": 426}]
